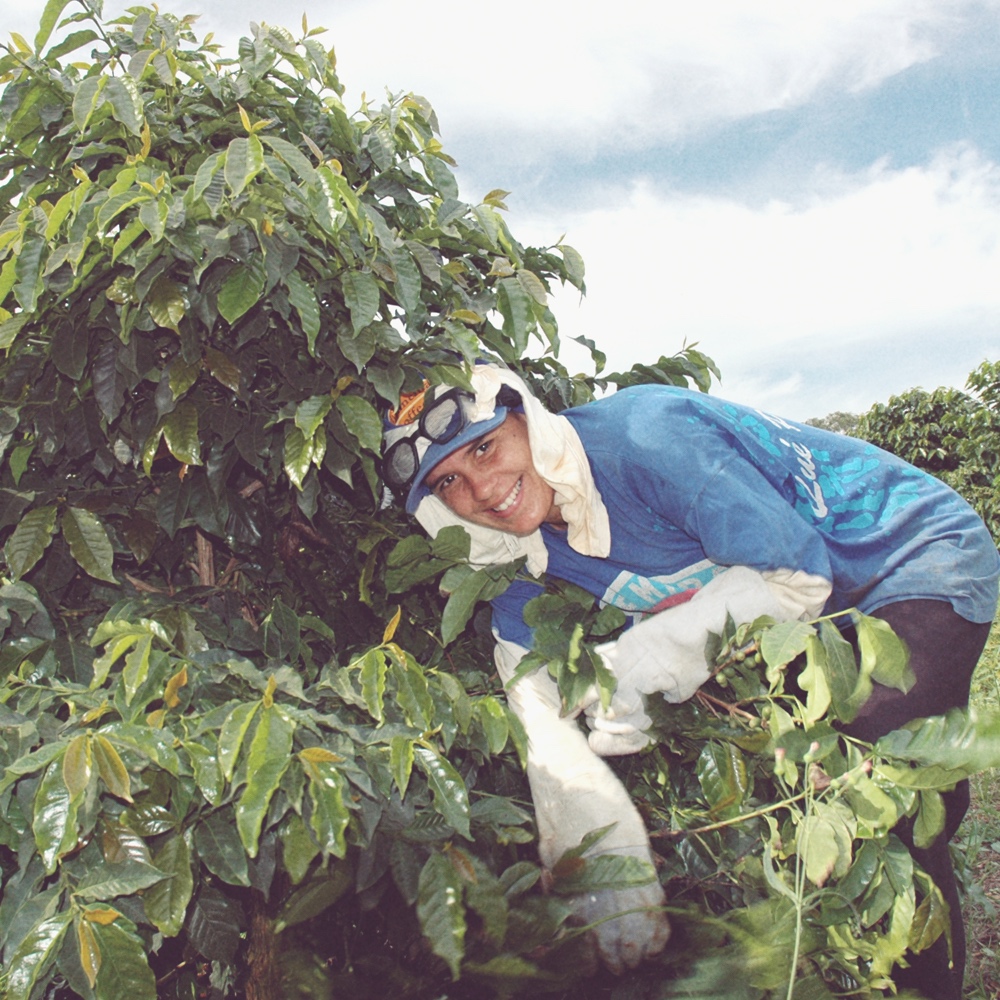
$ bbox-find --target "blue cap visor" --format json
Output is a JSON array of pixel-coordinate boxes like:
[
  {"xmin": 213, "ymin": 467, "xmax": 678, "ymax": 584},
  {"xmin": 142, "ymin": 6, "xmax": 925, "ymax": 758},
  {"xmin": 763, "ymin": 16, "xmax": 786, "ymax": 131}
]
[{"xmin": 404, "ymin": 406, "xmax": 510, "ymax": 514}]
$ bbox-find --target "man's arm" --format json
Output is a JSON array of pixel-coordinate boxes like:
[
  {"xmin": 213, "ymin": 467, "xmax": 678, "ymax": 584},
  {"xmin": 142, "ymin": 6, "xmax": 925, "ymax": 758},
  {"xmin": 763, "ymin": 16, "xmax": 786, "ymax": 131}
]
[{"xmin": 494, "ymin": 637, "xmax": 670, "ymax": 973}]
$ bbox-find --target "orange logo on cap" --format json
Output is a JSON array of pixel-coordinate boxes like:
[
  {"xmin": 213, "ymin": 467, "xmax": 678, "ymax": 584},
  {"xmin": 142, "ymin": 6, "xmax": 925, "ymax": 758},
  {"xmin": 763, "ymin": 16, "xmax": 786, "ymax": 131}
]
[{"xmin": 387, "ymin": 381, "xmax": 431, "ymax": 427}]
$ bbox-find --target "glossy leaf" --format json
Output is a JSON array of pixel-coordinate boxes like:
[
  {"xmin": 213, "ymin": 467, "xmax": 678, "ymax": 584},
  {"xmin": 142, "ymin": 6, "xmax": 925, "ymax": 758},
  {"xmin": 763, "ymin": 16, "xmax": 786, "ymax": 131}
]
[
  {"xmin": 162, "ymin": 402, "xmax": 203, "ymax": 466},
  {"xmin": 414, "ymin": 746, "xmax": 471, "ymax": 840},
  {"xmin": 75, "ymin": 860, "xmax": 168, "ymax": 901},
  {"xmin": 61, "ymin": 507, "xmax": 116, "ymax": 583},
  {"xmin": 336, "ymin": 394, "xmax": 382, "ymax": 452},
  {"xmin": 340, "ymin": 270, "xmax": 380, "ymax": 333},
  {"xmin": 356, "ymin": 647, "xmax": 387, "ymax": 722},
  {"xmin": 5, "ymin": 911, "xmax": 71, "ymax": 1000},
  {"xmin": 304, "ymin": 757, "xmax": 349, "ymax": 858},
  {"xmin": 33, "ymin": 759, "xmax": 79, "ymax": 873},
  {"xmin": 91, "ymin": 918, "xmax": 157, "ymax": 1000},
  {"xmin": 195, "ymin": 807, "xmax": 251, "ymax": 886},
  {"xmin": 285, "ymin": 270, "xmax": 321, "ymax": 353},
  {"xmin": 236, "ymin": 705, "xmax": 294, "ymax": 855},
  {"xmin": 5, "ymin": 504, "xmax": 58, "ymax": 580},
  {"xmin": 224, "ymin": 135, "xmax": 265, "ymax": 196},
  {"xmin": 218, "ymin": 701, "xmax": 260, "ymax": 781},
  {"xmin": 144, "ymin": 834, "xmax": 194, "ymax": 937},
  {"xmin": 76, "ymin": 916, "xmax": 101, "ymax": 988},
  {"xmin": 62, "ymin": 734, "xmax": 92, "ymax": 802},
  {"xmin": 218, "ymin": 259, "xmax": 265, "ymax": 324},
  {"xmin": 857, "ymin": 612, "xmax": 915, "ymax": 693},
  {"xmin": 146, "ymin": 275, "xmax": 185, "ymax": 332},
  {"xmin": 417, "ymin": 850, "xmax": 466, "ymax": 979}
]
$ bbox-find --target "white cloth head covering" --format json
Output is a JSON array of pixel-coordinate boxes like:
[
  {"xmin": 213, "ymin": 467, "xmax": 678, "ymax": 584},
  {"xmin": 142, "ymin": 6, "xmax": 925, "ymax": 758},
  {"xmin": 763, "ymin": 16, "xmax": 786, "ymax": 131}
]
[{"xmin": 413, "ymin": 365, "xmax": 611, "ymax": 574}]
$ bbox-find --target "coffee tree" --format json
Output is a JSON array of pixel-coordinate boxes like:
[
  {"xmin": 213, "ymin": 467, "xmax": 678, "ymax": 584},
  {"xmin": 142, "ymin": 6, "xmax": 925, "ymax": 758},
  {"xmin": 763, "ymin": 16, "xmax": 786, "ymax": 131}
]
[{"xmin": 2, "ymin": 4, "xmax": 1000, "ymax": 999}]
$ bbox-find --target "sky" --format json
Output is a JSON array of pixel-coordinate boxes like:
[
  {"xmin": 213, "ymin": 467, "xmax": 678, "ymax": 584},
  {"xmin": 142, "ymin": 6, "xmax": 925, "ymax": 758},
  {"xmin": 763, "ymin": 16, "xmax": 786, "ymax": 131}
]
[{"xmin": 7, "ymin": 0, "xmax": 1000, "ymax": 420}]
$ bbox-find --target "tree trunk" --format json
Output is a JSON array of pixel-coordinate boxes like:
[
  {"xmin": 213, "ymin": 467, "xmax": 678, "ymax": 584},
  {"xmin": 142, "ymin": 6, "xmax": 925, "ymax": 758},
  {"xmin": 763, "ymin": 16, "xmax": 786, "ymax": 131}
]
[{"xmin": 245, "ymin": 891, "xmax": 280, "ymax": 1000}]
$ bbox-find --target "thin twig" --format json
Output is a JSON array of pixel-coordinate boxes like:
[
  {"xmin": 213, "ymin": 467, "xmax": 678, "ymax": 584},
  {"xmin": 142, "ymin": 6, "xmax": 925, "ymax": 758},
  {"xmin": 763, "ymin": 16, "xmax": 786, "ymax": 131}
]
[{"xmin": 649, "ymin": 790, "xmax": 808, "ymax": 840}]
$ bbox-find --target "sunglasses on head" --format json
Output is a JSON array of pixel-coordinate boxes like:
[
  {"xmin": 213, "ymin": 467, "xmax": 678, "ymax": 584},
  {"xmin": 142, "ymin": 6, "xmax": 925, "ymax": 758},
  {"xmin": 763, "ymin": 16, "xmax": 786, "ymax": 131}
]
[{"xmin": 382, "ymin": 387, "xmax": 473, "ymax": 494}]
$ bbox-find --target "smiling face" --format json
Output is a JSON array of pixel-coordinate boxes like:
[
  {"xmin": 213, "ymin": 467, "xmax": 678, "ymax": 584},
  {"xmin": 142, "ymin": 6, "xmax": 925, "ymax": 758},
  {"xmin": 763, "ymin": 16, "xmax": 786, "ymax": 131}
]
[{"xmin": 425, "ymin": 412, "xmax": 563, "ymax": 535}]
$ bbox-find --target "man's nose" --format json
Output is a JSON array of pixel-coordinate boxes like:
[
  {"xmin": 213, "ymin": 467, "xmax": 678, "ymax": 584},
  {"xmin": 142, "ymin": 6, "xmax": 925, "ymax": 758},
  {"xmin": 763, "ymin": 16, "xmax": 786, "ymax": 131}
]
[{"xmin": 468, "ymin": 471, "xmax": 495, "ymax": 502}]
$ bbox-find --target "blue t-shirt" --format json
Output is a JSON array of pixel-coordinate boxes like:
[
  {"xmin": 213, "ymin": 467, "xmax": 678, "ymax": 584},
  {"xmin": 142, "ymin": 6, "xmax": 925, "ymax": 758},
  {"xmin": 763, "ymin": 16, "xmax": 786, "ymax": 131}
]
[{"xmin": 492, "ymin": 386, "xmax": 1000, "ymax": 647}]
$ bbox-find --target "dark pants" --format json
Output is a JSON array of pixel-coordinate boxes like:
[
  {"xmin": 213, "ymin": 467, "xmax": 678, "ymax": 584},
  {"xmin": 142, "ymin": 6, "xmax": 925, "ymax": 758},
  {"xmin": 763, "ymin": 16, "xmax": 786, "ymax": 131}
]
[{"xmin": 841, "ymin": 600, "xmax": 991, "ymax": 1000}]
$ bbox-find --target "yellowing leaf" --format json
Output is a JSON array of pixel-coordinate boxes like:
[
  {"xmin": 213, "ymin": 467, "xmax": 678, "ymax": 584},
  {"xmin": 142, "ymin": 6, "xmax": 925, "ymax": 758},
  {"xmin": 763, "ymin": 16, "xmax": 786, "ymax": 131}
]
[
  {"xmin": 299, "ymin": 746, "xmax": 345, "ymax": 764},
  {"xmin": 164, "ymin": 665, "xmax": 188, "ymax": 709},
  {"xmin": 382, "ymin": 606, "xmax": 401, "ymax": 644},
  {"xmin": 83, "ymin": 907, "xmax": 121, "ymax": 925}
]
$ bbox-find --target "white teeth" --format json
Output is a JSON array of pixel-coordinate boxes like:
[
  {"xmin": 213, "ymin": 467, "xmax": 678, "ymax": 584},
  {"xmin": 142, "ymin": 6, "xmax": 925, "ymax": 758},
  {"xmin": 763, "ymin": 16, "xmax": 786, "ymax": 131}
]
[{"xmin": 493, "ymin": 479, "xmax": 522, "ymax": 512}]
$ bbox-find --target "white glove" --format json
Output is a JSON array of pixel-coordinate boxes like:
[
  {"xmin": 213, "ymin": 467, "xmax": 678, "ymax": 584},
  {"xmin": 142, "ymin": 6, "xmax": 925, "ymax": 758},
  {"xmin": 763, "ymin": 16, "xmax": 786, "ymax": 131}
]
[
  {"xmin": 584, "ymin": 566, "xmax": 830, "ymax": 756},
  {"xmin": 494, "ymin": 637, "xmax": 670, "ymax": 972}
]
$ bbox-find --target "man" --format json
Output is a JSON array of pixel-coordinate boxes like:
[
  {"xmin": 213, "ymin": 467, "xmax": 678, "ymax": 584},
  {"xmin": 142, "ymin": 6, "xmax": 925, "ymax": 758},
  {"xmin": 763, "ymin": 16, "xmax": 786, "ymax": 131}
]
[{"xmin": 382, "ymin": 364, "xmax": 999, "ymax": 993}]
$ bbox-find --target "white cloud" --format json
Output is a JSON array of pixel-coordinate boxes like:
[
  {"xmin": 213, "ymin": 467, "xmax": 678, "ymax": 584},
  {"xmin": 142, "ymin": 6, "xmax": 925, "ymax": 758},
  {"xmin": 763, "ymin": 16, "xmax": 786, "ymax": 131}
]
[
  {"xmin": 7, "ymin": 0, "xmax": 987, "ymax": 152},
  {"xmin": 522, "ymin": 144, "xmax": 1000, "ymax": 417}
]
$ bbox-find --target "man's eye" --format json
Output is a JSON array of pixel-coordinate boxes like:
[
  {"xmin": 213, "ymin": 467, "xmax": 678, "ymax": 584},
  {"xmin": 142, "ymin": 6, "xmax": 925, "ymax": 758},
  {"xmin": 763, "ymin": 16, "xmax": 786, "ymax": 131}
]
[
  {"xmin": 436, "ymin": 474, "xmax": 456, "ymax": 492},
  {"xmin": 476, "ymin": 439, "xmax": 492, "ymax": 455}
]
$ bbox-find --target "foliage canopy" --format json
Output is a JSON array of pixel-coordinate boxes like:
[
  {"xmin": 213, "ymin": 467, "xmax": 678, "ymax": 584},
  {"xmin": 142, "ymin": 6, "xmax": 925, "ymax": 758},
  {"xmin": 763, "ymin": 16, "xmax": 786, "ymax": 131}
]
[{"xmin": 2, "ymin": 4, "xmax": 1000, "ymax": 999}]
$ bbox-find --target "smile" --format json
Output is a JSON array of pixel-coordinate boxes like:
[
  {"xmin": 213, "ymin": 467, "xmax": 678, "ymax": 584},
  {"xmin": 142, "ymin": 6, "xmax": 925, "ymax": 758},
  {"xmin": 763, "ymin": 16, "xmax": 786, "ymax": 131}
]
[{"xmin": 492, "ymin": 478, "xmax": 522, "ymax": 513}]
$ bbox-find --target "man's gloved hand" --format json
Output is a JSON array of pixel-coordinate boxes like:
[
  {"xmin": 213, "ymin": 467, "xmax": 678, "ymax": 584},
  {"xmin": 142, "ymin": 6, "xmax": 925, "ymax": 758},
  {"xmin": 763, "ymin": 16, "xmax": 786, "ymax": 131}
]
[{"xmin": 581, "ymin": 566, "xmax": 830, "ymax": 756}]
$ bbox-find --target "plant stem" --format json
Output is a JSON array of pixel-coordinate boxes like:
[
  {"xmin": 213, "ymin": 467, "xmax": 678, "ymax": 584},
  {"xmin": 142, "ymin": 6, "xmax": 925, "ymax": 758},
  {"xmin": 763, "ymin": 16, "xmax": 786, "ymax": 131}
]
[{"xmin": 650, "ymin": 790, "xmax": 808, "ymax": 839}]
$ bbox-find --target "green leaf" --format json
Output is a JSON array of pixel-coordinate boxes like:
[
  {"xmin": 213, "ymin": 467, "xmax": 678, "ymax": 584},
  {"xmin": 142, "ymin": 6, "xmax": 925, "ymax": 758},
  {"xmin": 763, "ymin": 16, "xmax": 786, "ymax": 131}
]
[
  {"xmin": 476, "ymin": 696, "xmax": 509, "ymax": 754},
  {"xmin": 441, "ymin": 569, "xmax": 491, "ymax": 646},
  {"xmin": 35, "ymin": 0, "xmax": 73, "ymax": 54},
  {"xmin": 908, "ymin": 879, "xmax": 950, "ymax": 953},
  {"xmin": 274, "ymin": 865, "xmax": 353, "ymax": 934},
  {"xmin": 61, "ymin": 507, "xmax": 116, "ymax": 583},
  {"xmin": 280, "ymin": 812, "xmax": 319, "ymax": 885},
  {"xmin": 857, "ymin": 612, "xmax": 914, "ymax": 693},
  {"xmin": 161, "ymin": 402, "xmax": 202, "ymax": 466},
  {"xmin": 303, "ymin": 757, "xmax": 350, "ymax": 858},
  {"xmin": 219, "ymin": 701, "xmax": 260, "ymax": 781},
  {"xmin": 798, "ymin": 635, "xmax": 832, "ymax": 724},
  {"xmin": 143, "ymin": 834, "xmax": 194, "ymax": 937},
  {"xmin": 295, "ymin": 394, "xmax": 332, "ymax": 440},
  {"xmin": 283, "ymin": 426, "xmax": 313, "ymax": 490},
  {"xmin": 33, "ymin": 759, "xmax": 79, "ymax": 873},
  {"xmin": 414, "ymin": 746, "xmax": 470, "ymax": 840},
  {"xmin": 103, "ymin": 75, "xmax": 144, "ymax": 136},
  {"xmin": 186, "ymin": 740, "xmax": 223, "ymax": 806},
  {"xmin": 912, "ymin": 789, "xmax": 946, "ymax": 849},
  {"xmin": 819, "ymin": 620, "xmax": 859, "ymax": 722},
  {"xmin": 62, "ymin": 734, "xmax": 92, "ymax": 802},
  {"xmin": 122, "ymin": 634, "xmax": 152, "ymax": 704},
  {"xmin": 5, "ymin": 504, "xmax": 57, "ymax": 579},
  {"xmin": 388, "ymin": 649, "xmax": 434, "ymax": 730},
  {"xmin": 336, "ymin": 394, "xmax": 382, "ymax": 452},
  {"xmin": 797, "ymin": 800, "xmax": 856, "ymax": 888},
  {"xmin": 74, "ymin": 860, "xmax": 169, "ymax": 901},
  {"xmin": 285, "ymin": 270, "xmax": 321, "ymax": 354},
  {"xmin": 224, "ymin": 135, "xmax": 265, "ymax": 197},
  {"xmin": 357, "ymin": 648, "xmax": 387, "ymax": 722},
  {"xmin": 340, "ymin": 270, "xmax": 380, "ymax": 334},
  {"xmin": 417, "ymin": 851, "xmax": 466, "ymax": 979},
  {"xmin": 146, "ymin": 275, "xmax": 185, "ymax": 332},
  {"xmin": 390, "ymin": 736, "xmax": 415, "ymax": 798},
  {"xmin": 236, "ymin": 706, "xmax": 294, "ymax": 856},
  {"xmin": 73, "ymin": 76, "xmax": 106, "ymax": 132},
  {"xmin": 497, "ymin": 277, "xmax": 531, "ymax": 354},
  {"xmin": 550, "ymin": 853, "xmax": 657, "ymax": 895},
  {"xmin": 261, "ymin": 135, "xmax": 318, "ymax": 185},
  {"xmin": 218, "ymin": 259, "xmax": 264, "ymax": 324},
  {"xmin": 696, "ymin": 741, "xmax": 748, "ymax": 819},
  {"xmin": 559, "ymin": 243, "xmax": 586, "ymax": 288},
  {"xmin": 195, "ymin": 808, "xmax": 250, "ymax": 886},
  {"xmin": 4, "ymin": 911, "xmax": 72, "ymax": 1000},
  {"xmin": 91, "ymin": 919, "xmax": 157, "ymax": 1000},
  {"xmin": 875, "ymin": 706, "xmax": 1000, "ymax": 776},
  {"xmin": 760, "ymin": 620, "xmax": 815, "ymax": 676}
]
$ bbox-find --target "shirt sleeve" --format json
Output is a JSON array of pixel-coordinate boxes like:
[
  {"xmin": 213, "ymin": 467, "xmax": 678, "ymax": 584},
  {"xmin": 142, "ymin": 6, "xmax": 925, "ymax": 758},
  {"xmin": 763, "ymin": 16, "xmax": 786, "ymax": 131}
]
[{"xmin": 490, "ymin": 577, "xmax": 545, "ymax": 647}]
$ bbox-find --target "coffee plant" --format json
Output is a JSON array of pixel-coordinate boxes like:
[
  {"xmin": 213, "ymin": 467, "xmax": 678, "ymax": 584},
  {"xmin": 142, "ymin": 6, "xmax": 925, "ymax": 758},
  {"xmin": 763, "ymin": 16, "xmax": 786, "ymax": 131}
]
[{"xmin": 2, "ymin": 3, "xmax": 999, "ymax": 998}]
